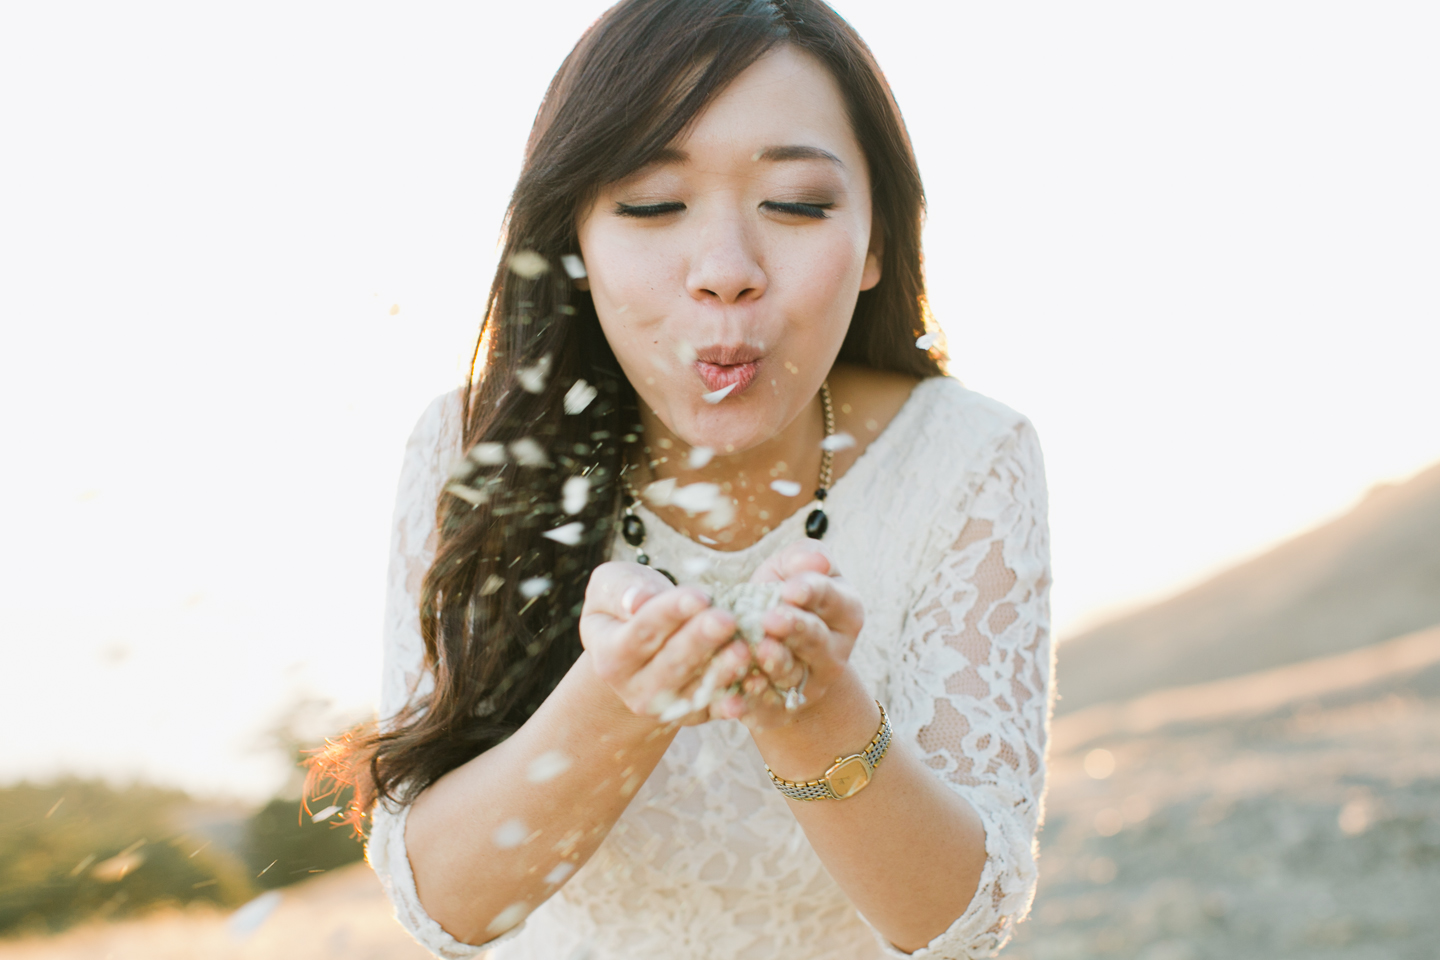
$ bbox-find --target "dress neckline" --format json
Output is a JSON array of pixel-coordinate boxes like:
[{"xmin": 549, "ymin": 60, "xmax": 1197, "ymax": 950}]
[{"xmin": 630, "ymin": 376, "xmax": 942, "ymax": 560}]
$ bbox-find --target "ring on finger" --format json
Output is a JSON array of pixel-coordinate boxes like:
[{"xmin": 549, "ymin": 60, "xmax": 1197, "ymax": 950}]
[{"xmin": 783, "ymin": 664, "xmax": 809, "ymax": 713}]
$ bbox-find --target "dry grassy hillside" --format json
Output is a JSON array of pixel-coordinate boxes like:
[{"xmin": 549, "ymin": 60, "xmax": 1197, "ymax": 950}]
[{"xmin": 1058, "ymin": 461, "xmax": 1440, "ymax": 712}]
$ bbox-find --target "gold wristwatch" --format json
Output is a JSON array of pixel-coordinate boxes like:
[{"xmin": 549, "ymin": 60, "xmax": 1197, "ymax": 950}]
[{"xmin": 765, "ymin": 702, "xmax": 892, "ymax": 801}]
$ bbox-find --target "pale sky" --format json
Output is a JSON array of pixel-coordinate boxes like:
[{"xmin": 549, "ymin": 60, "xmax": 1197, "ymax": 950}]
[{"xmin": 2, "ymin": 2, "xmax": 1436, "ymax": 802}]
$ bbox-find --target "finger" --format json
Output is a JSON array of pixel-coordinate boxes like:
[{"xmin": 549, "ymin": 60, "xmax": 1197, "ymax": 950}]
[
  {"xmin": 780, "ymin": 571, "xmax": 863, "ymax": 638},
  {"xmin": 763, "ymin": 604, "xmax": 836, "ymax": 667},
  {"xmin": 749, "ymin": 539, "xmax": 833, "ymax": 584},
  {"xmin": 636, "ymin": 606, "xmax": 737, "ymax": 700},
  {"xmin": 582, "ymin": 561, "xmax": 676, "ymax": 620},
  {"xmin": 753, "ymin": 637, "xmax": 804, "ymax": 689}
]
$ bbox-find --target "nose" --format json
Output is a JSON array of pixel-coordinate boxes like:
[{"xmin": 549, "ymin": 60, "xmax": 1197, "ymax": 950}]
[{"xmin": 685, "ymin": 214, "xmax": 767, "ymax": 305}]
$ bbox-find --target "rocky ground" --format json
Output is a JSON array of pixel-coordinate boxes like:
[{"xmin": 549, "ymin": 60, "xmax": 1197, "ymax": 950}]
[{"xmin": 1007, "ymin": 658, "xmax": 1440, "ymax": 960}]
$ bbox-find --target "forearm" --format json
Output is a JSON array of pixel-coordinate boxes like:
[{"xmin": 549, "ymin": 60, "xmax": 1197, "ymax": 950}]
[
  {"xmin": 404, "ymin": 651, "xmax": 674, "ymax": 945},
  {"xmin": 752, "ymin": 669, "xmax": 987, "ymax": 953}
]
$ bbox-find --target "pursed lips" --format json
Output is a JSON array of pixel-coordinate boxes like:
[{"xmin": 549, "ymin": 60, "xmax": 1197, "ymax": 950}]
[{"xmin": 693, "ymin": 345, "xmax": 763, "ymax": 396}]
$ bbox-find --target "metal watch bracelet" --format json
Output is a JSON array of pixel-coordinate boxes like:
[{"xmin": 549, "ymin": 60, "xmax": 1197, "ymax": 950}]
[{"xmin": 765, "ymin": 702, "xmax": 892, "ymax": 801}]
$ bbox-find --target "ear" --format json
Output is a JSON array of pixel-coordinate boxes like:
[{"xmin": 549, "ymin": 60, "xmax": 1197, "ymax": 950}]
[{"xmin": 860, "ymin": 225, "xmax": 883, "ymax": 291}]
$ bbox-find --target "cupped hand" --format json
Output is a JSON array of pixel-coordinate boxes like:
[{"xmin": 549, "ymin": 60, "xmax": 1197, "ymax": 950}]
[
  {"xmin": 741, "ymin": 540, "xmax": 865, "ymax": 727},
  {"xmin": 579, "ymin": 562, "xmax": 752, "ymax": 725}
]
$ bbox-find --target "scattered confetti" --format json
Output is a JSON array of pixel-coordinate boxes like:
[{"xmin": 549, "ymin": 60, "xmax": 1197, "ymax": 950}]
[
  {"xmin": 820, "ymin": 432, "xmax": 856, "ymax": 452},
  {"xmin": 527, "ymin": 750, "xmax": 573, "ymax": 783},
  {"xmin": 228, "ymin": 891, "xmax": 282, "ymax": 941},
  {"xmin": 658, "ymin": 696, "xmax": 695, "ymax": 723},
  {"xmin": 671, "ymin": 483, "xmax": 721, "ymax": 513},
  {"xmin": 519, "ymin": 577, "xmax": 553, "ymax": 599},
  {"xmin": 769, "ymin": 479, "xmax": 802, "ymax": 497},
  {"xmin": 517, "ymin": 354, "xmax": 552, "ymax": 394},
  {"xmin": 560, "ymin": 254, "xmax": 587, "ymax": 279},
  {"xmin": 445, "ymin": 483, "xmax": 488, "ymax": 506},
  {"xmin": 45, "ymin": 797, "xmax": 64, "ymax": 818},
  {"xmin": 492, "ymin": 819, "xmax": 529, "ymax": 849},
  {"xmin": 687, "ymin": 446, "xmax": 714, "ymax": 469},
  {"xmin": 702, "ymin": 382, "xmax": 738, "ymax": 404},
  {"xmin": 481, "ymin": 575, "xmax": 504, "ymax": 596},
  {"xmin": 701, "ymin": 497, "xmax": 736, "ymax": 530},
  {"xmin": 509, "ymin": 438, "xmax": 550, "ymax": 467},
  {"xmin": 562, "ymin": 475, "xmax": 590, "ymax": 514},
  {"xmin": 389, "ymin": 304, "xmax": 399, "ymax": 316},
  {"xmin": 642, "ymin": 478, "xmax": 677, "ymax": 507},
  {"xmin": 647, "ymin": 690, "xmax": 679, "ymax": 715},
  {"xmin": 674, "ymin": 340, "xmax": 698, "ymax": 364},
  {"xmin": 92, "ymin": 848, "xmax": 144, "ymax": 883},
  {"xmin": 310, "ymin": 805, "xmax": 341, "ymax": 823},
  {"xmin": 508, "ymin": 250, "xmax": 549, "ymax": 279},
  {"xmin": 542, "ymin": 522, "xmax": 585, "ymax": 546},
  {"xmin": 697, "ymin": 534, "xmax": 718, "ymax": 545},
  {"xmin": 564, "ymin": 379, "xmax": 597, "ymax": 414},
  {"xmin": 681, "ymin": 556, "xmax": 711, "ymax": 577},
  {"xmin": 915, "ymin": 332, "xmax": 938, "ymax": 350},
  {"xmin": 486, "ymin": 902, "xmax": 531, "ymax": 935},
  {"xmin": 470, "ymin": 442, "xmax": 507, "ymax": 465},
  {"xmin": 543, "ymin": 862, "xmax": 575, "ymax": 884}
]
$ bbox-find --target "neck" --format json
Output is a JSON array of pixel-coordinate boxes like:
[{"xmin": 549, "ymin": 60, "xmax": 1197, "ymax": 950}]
[{"xmin": 633, "ymin": 391, "xmax": 827, "ymax": 550}]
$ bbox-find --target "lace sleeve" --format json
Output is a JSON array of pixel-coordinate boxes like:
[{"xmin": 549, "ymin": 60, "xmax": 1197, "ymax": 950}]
[
  {"xmin": 877, "ymin": 419, "xmax": 1053, "ymax": 959},
  {"xmin": 364, "ymin": 390, "xmax": 521, "ymax": 959}
]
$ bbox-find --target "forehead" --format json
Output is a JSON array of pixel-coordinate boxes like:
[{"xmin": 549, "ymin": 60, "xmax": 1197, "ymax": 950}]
[{"xmin": 662, "ymin": 45, "xmax": 864, "ymax": 173}]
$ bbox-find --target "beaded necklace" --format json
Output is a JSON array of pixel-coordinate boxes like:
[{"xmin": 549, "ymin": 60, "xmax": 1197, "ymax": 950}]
[{"xmin": 620, "ymin": 381, "xmax": 836, "ymax": 583}]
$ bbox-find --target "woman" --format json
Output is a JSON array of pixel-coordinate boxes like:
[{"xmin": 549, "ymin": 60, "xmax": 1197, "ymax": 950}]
[{"xmin": 316, "ymin": 1, "xmax": 1053, "ymax": 957}]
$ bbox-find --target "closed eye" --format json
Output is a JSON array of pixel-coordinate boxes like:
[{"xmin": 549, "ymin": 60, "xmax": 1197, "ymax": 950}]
[
  {"xmin": 615, "ymin": 202, "xmax": 685, "ymax": 219},
  {"xmin": 762, "ymin": 201, "xmax": 832, "ymax": 219}
]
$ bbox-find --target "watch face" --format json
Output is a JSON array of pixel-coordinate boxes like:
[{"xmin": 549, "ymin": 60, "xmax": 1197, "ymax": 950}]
[{"xmin": 826, "ymin": 756, "xmax": 871, "ymax": 799}]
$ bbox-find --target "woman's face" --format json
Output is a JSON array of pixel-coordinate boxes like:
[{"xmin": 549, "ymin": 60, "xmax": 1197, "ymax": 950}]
[{"xmin": 576, "ymin": 45, "xmax": 880, "ymax": 455}]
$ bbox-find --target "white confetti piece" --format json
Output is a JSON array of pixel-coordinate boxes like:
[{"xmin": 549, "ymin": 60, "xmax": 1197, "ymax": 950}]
[
  {"xmin": 769, "ymin": 479, "xmax": 802, "ymax": 497},
  {"xmin": 543, "ymin": 862, "xmax": 575, "ymax": 884},
  {"xmin": 509, "ymin": 250, "xmax": 549, "ymax": 279},
  {"xmin": 681, "ymin": 556, "xmax": 711, "ymax": 577},
  {"xmin": 658, "ymin": 696, "xmax": 695, "ymax": 723},
  {"xmin": 687, "ymin": 446, "xmax": 714, "ymax": 469},
  {"xmin": 562, "ymin": 475, "xmax": 590, "ymax": 514},
  {"xmin": 519, "ymin": 577, "xmax": 552, "ymax": 599},
  {"xmin": 820, "ymin": 432, "xmax": 856, "ymax": 452},
  {"xmin": 486, "ymin": 902, "xmax": 531, "ymax": 936},
  {"xmin": 674, "ymin": 340, "xmax": 698, "ymax": 364},
  {"xmin": 647, "ymin": 690, "xmax": 679, "ymax": 715},
  {"xmin": 445, "ymin": 483, "xmax": 488, "ymax": 506},
  {"xmin": 642, "ymin": 477, "xmax": 676, "ymax": 507},
  {"xmin": 309, "ymin": 805, "xmax": 341, "ymax": 823},
  {"xmin": 671, "ymin": 483, "xmax": 721, "ymax": 513},
  {"xmin": 481, "ymin": 574, "xmax": 504, "ymax": 596},
  {"xmin": 560, "ymin": 254, "xmax": 586, "ymax": 279},
  {"xmin": 563, "ymin": 379, "xmax": 597, "ymax": 414},
  {"xmin": 470, "ymin": 442, "xmax": 506, "ymax": 465},
  {"xmin": 702, "ymin": 497, "xmax": 735, "ymax": 531},
  {"xmin": 697, "ymin": 534, "xmax": 718, "ymax": 545},
  {"xmin": 517, "ymin": 354, "xmax": 552, "ymax": 394},
  {"xmin": 228, "ymin": 891, "xmax": 282, "ymax": 941},
  {"xmin": 542, "ymin": 522, "xmax": 584, "ymax": 546},
  {"xmin": 915, "ymin": 331, "xmax": 938, "ymax": 350},
  {"xmin": 702, "ymin": 382, "xmax": 737, "ymax": 404},
  {"xmin": 492, "ymin": 819, "xmax": 529, "ymax": 849},
  {"xmin": 527, "ymin": 750, "xmax": 573, "ymax": 783},
  {"xmin": 509, "ymin": 438, "xmax": 550, "ymax": 467}
]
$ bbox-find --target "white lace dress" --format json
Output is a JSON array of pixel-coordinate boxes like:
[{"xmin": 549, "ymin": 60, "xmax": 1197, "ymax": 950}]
[{"xmin": 366, "ymin": 376, "xmax": 1053, "ymax": 960}]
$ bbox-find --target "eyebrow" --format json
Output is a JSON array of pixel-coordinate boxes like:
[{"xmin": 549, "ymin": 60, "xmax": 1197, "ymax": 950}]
[{"xmin": 644, "ymin": 145, "xmax": 845, "ymax": 167}]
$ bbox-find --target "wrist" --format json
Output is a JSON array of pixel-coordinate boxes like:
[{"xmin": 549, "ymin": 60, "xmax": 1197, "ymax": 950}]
[
  {"xmin": 750, "ymin": 667, "xmax": 881, "ymax": 782},
  {"xmin": 568, "ymin": 652, "xmax": 671, "ymax": 742}
]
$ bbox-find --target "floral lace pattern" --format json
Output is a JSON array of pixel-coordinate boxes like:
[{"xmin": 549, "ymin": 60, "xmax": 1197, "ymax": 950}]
[{"xmin": 366, "ymin": 377, "xmax": 1053, "ymax": 959}]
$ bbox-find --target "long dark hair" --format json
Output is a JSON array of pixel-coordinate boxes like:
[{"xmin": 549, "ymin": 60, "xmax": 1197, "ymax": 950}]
[{"xmin": 311, "ymin": 0, "xmax": 946, "ymax": 829}]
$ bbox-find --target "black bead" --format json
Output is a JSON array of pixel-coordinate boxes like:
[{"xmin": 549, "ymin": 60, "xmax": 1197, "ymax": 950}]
[
  {"xmin": 805, "ymin": 508, "xmax": 828, "ymax": 540},
  {"xmin": 814, "ymin": 488, "xmax": 828, "ymax": 501},
  {"xmin": 622, "ymin": 513, "xmax": 646, "ymax": 546},
  {"xmin": 657, "ymin": 568, "xmax": 678, "ymax": 585},
  {"xmin": 636, "ymin": 552, "xmax": 649, "ymax": 565}
]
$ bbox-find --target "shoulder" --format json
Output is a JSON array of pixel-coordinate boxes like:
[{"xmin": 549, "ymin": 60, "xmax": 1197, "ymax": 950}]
[
  {"xmin": 894, "ymin": 376, "xmax": 1040, "ymax": 479},
  {"xmin": 402, "ymin": 386, "xmax": 467, "ymax": 467}
]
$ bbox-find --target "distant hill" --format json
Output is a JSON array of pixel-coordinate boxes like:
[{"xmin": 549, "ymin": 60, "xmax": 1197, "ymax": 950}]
[{"xmin": 1058, "ymin": 460, "xmax": 1440, "ymax": 713}]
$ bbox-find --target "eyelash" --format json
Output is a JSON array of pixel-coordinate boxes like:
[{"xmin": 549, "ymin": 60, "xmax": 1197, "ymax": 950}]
[{"xmin": 613, "ymin": 201, "xmax": 833, "ymax": 220}]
